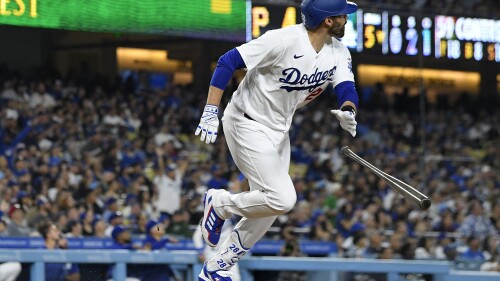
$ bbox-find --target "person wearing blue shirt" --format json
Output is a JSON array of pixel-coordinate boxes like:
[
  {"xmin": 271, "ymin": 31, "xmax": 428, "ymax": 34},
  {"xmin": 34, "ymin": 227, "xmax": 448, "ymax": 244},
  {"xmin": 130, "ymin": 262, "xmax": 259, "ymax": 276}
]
[
  {"xmin": 37, "ymin": 221, "xmax": 80, "ymax": 281},
  {"xmin": 141, "ymin": 220, "xmax": 179, "ymax": 281},
  {"xmin": 206, "ymin": 165, "xmax": 229, "ymax": 190},
  {"xmin": 335, "ymin": 202, "xmax": 364, "ymax": 238},
  {"xmin": 460, "ymin": 236, "xmax": 485, "ymax": 261},
  {"xmin": 108, "ymin": 225, "xmax": 142, "ymax": 280}
]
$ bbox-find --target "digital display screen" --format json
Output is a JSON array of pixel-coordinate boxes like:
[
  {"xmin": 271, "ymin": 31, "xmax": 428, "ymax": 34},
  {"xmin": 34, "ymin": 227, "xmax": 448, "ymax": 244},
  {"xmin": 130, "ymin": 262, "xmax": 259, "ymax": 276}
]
[
  {"xmin": 0, "ymin": 0, "xmax": 247, "ymax": 41},
  {"xmin": 359, "ymin": 11, "xmax": 500, "ymax": 62},
  {"xmin": 434, "ymin": 15, "xmax": 500, "ymax": 61},
  {"xmin": 249, "ymin": 2, "xmax": 500, "ymax": 62}
]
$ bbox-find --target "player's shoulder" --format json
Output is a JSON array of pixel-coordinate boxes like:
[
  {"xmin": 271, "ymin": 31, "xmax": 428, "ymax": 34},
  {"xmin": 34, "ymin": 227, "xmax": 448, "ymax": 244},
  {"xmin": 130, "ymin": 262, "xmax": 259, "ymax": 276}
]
[
  {"xmin": 330, "ymin": 37, "xmax": 349, "ymax": 51},
  {"xmin": 264, "ymin": 24, "xmax": 307, "ymax": 40},
  {"xmin": 330, "ymin": 37, "xmax": 351, "ymax": 55}
]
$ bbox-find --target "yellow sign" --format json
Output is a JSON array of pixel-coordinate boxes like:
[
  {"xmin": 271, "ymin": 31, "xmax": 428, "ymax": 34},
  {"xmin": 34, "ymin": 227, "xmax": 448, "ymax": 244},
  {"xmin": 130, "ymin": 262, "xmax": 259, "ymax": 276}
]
[
  {"xmin": 0, "ymin": 0, "xmax": 36, "ymax": 17},
  {"xmin": 357, "ymin": 65, "xmax": 480, "ymax": 101},
  {"xmin": 211, "ymin": 0, "xmax": 231, "ymax": 14}
]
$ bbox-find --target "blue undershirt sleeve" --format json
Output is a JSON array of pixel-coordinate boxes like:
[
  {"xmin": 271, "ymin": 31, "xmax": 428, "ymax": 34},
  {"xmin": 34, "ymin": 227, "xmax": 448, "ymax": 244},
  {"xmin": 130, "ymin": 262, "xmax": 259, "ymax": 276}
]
[
  {"xmin": 333, "ymin": 81, "xmax": 359, "ymax": 109},
  {"xmin": 210, "ymin": 48, "xmax": 247, "ymax": 90}
]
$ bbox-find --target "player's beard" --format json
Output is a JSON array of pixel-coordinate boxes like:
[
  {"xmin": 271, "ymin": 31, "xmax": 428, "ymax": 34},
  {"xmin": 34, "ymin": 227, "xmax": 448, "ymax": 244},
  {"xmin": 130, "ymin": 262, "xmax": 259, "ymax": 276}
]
[{"xmin": 329, "ymin": 21, "xmax": 346, "ymax": 39}]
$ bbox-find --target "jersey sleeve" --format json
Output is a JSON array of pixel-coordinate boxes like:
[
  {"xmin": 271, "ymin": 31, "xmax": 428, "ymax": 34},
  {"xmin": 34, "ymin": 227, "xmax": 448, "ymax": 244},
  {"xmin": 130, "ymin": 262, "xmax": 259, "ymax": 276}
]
[
  {"xmin": 236, "ymin": 30, "xmax": 284, "ymax": 71},
  {"xmin": 330, "ymin": 46, "xmax": 355, "ymax": 88}
]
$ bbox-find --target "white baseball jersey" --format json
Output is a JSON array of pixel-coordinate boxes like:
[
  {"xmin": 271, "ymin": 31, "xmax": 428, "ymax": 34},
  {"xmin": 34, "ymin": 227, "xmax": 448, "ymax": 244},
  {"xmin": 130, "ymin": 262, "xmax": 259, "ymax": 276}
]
[{"xmin": 233, "ymin": 23, "xmax": 354, "ymax": 132}]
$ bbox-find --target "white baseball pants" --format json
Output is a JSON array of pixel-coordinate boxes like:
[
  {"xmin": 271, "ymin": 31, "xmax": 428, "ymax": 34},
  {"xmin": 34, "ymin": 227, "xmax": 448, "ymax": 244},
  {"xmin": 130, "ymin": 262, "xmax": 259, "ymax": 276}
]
[
  {"xmin": 0, "ymin": 262, "xmax": 21, "ymax": 281},
  {"xmin": 214, "ymin": 102, "xmax": 297, "ymax": 248}
]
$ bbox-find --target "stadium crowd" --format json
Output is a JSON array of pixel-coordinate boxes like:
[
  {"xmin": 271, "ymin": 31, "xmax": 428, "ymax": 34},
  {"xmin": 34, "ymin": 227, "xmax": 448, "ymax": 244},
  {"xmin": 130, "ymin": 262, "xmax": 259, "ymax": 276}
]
[{"xmin": 0, "ymin": 63, "xmax": 499, "ymax": 277}]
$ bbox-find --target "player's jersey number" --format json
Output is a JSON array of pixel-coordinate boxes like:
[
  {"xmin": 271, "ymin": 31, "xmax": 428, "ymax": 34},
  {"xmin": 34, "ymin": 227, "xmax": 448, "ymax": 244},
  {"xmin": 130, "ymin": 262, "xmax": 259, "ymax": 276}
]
[{"xmin": 305, "ymin": 87, "xmax": 323, "ymax": 102}]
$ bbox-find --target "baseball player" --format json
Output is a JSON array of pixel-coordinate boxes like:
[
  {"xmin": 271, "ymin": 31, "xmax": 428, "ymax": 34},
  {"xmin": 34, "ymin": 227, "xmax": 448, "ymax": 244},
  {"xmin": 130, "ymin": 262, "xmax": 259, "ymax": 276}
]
[{"xmin": 195, "ymin": 0, "xmax": 359, "ymax": 280}]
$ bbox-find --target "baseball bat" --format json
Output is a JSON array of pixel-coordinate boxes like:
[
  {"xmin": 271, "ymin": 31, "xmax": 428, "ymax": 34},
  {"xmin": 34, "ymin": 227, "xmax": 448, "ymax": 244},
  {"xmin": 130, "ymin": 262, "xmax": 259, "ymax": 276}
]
[{"xmin": 340, "ymin": 146, "xmax": 431, "ymax": 210}]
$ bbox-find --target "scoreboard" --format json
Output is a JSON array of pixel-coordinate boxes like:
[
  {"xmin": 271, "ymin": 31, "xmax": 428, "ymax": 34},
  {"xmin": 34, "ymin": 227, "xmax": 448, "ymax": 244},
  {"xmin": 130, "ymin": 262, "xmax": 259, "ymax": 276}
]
[
  {"xmin": 434, "ymin": 15, "xmax": 500, "ymax": 61},
  {"xmin": 360, "ymin": 11, "xmax": 500, "ymax": 62},
  {"xmin": 250, "ymin": 3, "xmax": 500, "ymax": 62},
  {"xmin": 0, "ymin": 0, "xmax": 247, "ymax": 41}
]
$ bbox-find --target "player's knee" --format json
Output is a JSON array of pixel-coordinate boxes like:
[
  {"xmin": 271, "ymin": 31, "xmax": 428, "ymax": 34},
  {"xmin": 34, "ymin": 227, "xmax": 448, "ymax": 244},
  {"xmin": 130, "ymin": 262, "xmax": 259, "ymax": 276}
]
[
  {"xmin": 281, "ymin": 192, "xmax": 297, "ymax": 213},
  {"xmin": 271, "ymin": 192, "xmax": 297, "ymax": 214}
]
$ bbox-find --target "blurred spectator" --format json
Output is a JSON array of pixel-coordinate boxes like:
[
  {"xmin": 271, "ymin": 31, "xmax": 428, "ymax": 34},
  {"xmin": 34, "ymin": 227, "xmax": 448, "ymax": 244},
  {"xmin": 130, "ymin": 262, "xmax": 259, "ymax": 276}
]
[
  {"xmin": 93, "ymin": 219, "xmax": 107, "ymax": 238},
  {"xmin": 206, "ymin": 164, "xmax": 229, "ymax": 190},
  {"xmin": 80, "ymin": 210, "xmax": 96, "ymax": 237},
  {"xmin": 389, "ymin": 233, "xmax": 405, "ymax": 258},
  {"xmin": 102, "ymin": 197, "xmax": 119, "ymax": 223},
  {"xmin": 458, "ymin": 200, "xmax": 496, "ymax": 241},
  {"xmin": 365, "ymin": 230, "xmax": 384, "ymax": 258},
  {"xmin": 342, "ymin": 230, "xmax": 369, "ymax": 258},
  {"xmin": 166, "ymin": 210, "xmax": 191, "ymax": 237},
  {"xmin": 414, "ymin": 237, "xmax": 436, "ymax": 259},
  {"xmin": 30, "ymin": 82, "xmax": 57, "ymax": 108},
  {"xmin": 435, "ymin": 235, "xmax": 454, "ymax": 260},
  {"xmin": 0, "ymin": 218, "xmax": 8, "ymax": 236},
  {"xmin": 137, "ymin": 189, "xmax": 154, "ymax": 219},
  {"xmin": 153, "ymin": 146, "xmax": 188, "ymax": 217},
  {"xmin": 105, "ymin": 211, "xmax": 124, "ymax": 237},
  {"xmin": 309, "ymin": 212, "xmax": 334, "ymax": 241},
  {"xmin": 25, "ymin": 195, "xmax": 51, "ymax": 228},
  {"xmin": 490, "ymin": 201, "xmax": 500, "ymax": 230},
  {"xmin": 131, "ymin": 213, "xmax": 148, "ymax": 235},
  {"xmin": 64, "ymin": 220, "xmax": 83, "ymax": 238},
  {"xmin": 108, "ymin": 225, "xmax": 141, "ymax": 281},
  {"xmin": 143, "ymin": 220, "xmax": 177, "ymax": 250},
  {"xmin": 480, "ymin": 256, "xmax": 500, "ymax": 272},
  {"xmin": 141, "ymin": 219, "xmax": 179, "ymax": 281},
  {"xmin": 379, "ymin": 243, "xmax": 394, "ymax": 259},
  {"xmin": 186, "ymin": 192, "xmax": 204, "ymax": 225},
  {"xmin": 483, "ymin": 235, "xmax": 499, "ymax": 261},
  {"xmin": 460, "ymin": 236, "xmax": 485, "ymax": 261},
  {"xmin": 277, "ymin": 224, "xmax": 307, "ymax": 281},
  {"xmin": 6, "ymin": 203, "xmax": 32, "ymax": 237},
  {"xmin": 37, "ymin": 221, "xmax": 80, "ymax": 281},
  {"xmin": 335, "ymin": 202, "xmax": 364, "ymax": 238},
  {"xmin": 433, "ymin": 210, "xmax": 459, "ymax": 233}
]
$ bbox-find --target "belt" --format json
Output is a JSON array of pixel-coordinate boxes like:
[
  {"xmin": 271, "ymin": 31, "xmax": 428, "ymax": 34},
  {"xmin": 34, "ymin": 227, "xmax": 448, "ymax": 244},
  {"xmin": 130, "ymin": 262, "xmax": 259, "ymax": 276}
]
[{"xmin": 244, "ymin": 113, "xmax": 255, "ymax": 121}]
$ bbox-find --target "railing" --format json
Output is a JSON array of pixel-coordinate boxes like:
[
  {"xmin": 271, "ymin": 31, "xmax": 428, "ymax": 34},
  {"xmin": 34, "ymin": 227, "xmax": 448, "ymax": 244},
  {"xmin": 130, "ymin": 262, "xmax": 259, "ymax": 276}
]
[
  {"xmin": 239, "ymin": 256, "xmax": 500, "ymax": 281},
  {"xmin": 0, "ymin": 249, "xmax": 202, "ymax": 281},
  {"xmin": 1, "ymin": 249, "xmax": 499, "ymax": 281}
]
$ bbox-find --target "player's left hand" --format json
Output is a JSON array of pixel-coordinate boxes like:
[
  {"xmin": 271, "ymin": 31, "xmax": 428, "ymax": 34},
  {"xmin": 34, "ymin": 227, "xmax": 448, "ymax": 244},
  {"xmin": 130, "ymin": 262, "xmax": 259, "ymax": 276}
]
[
  {"xmin": 330, "ymin": 109, "xmax": 357, "ymax": 137},
  {"xmin": 195, "ymin": 104, "xmax": 219, "ymax": 144}
]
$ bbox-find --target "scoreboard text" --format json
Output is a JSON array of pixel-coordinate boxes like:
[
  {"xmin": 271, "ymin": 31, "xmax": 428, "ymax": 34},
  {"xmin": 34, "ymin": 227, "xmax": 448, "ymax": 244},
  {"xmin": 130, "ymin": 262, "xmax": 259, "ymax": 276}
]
[{"xmin": 250, "ymin": 3, "xmax": 500, "ymax": 62}]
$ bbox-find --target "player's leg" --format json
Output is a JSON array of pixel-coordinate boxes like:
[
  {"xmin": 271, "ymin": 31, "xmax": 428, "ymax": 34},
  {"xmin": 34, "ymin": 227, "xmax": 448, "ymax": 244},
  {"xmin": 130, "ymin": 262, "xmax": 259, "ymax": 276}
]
[
  {"xmin": 202, "ymin": 216, "xmax": 276, "ymax": 275},
  {"xmin": 216, "ymin": 109, "xmax": 296, "ymax": 218},
  {"xmin": 200, "ymin": 112, "xmax": 293, "ymax": 280},
  {"xmin": 0, "ymin": 262, "xmax": 22, "ymax": 281},
  {"xmin": 201, "ymin": 110, "xmax": 296, "ymax": 248}
]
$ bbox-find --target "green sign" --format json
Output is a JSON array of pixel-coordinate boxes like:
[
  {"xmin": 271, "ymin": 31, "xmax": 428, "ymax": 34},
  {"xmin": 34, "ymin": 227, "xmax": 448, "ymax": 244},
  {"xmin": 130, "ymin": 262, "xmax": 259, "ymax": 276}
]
[{"xmin": 0, "ymin": 0, "xmax": 247, "ymax": 41}]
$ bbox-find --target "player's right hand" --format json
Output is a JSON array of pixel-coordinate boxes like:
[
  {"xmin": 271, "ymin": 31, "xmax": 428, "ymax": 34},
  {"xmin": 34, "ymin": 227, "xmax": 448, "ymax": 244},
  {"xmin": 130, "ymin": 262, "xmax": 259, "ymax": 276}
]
[
  {"xmin": 195, "ymin": 104, "xmax": 219, "ymax": 144},
  {"xmin": 330, "ymin": 109, "xmax": 357, "ymax": 137}
]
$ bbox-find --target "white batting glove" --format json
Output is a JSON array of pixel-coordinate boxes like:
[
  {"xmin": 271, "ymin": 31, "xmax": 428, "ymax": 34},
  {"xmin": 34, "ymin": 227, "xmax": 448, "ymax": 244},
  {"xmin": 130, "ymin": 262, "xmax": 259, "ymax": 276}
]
[
  {"xmin": 331, "ymin": 109, "xmax": 357, "ymax": 137},
  {"xmin": 195, "ymin": 104, "xmax": 219, "ymax": 144}
]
